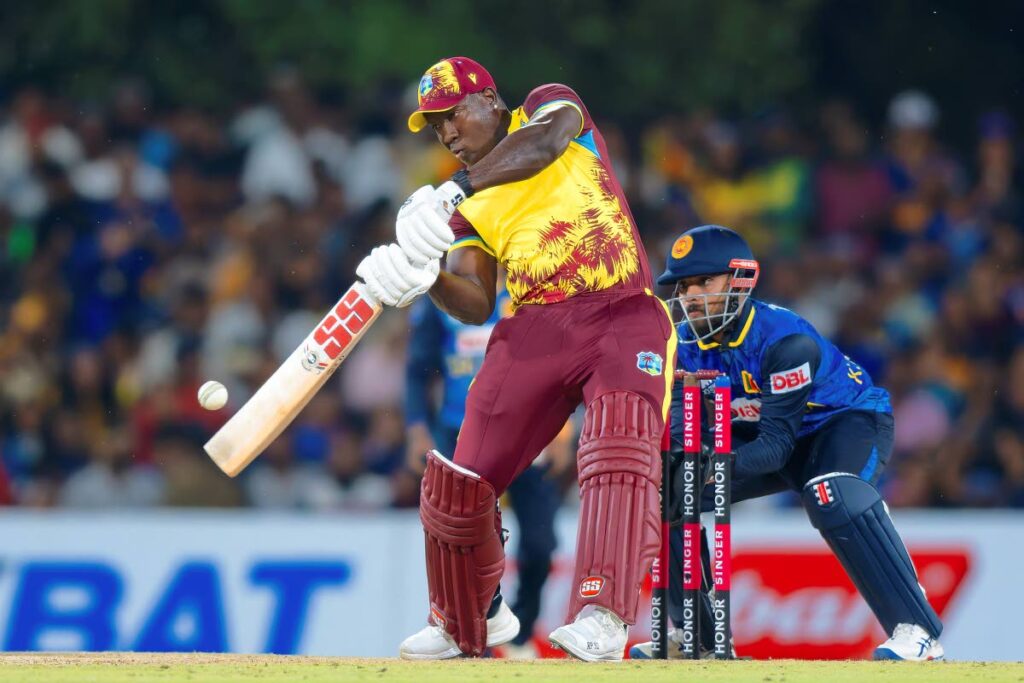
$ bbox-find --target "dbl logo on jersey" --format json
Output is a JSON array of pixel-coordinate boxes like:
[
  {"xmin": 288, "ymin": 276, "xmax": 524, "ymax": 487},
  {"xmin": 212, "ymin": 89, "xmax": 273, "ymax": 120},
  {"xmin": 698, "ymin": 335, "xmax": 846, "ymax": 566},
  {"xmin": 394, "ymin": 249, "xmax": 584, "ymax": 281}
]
[{"xmin": 769, "ymin": 362, "xmax": 812, "ymax": 394}]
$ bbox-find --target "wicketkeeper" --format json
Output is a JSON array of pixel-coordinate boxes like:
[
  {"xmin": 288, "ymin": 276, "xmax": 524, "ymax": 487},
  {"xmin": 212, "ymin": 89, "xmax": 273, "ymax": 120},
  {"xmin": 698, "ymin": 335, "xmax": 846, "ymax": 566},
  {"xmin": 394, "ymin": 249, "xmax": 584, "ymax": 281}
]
[{"xmin": 629, "ymin": 225, "xmax": 945, "ymax": 661}]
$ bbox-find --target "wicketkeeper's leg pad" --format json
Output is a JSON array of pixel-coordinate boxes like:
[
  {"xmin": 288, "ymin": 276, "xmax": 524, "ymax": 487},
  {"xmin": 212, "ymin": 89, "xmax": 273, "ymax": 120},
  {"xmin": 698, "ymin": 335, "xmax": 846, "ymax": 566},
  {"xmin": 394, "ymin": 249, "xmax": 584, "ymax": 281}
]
[
  {"xmin": 420, "ymin": 450, "xmax": 505, "ymax": 656},
  {"xmin": 568, "ymin": 391, "xmax": 662, "ymax": 625},
  {"xmin": 803, "ymin": 472, "xmax": 943, "ymax": 638}
]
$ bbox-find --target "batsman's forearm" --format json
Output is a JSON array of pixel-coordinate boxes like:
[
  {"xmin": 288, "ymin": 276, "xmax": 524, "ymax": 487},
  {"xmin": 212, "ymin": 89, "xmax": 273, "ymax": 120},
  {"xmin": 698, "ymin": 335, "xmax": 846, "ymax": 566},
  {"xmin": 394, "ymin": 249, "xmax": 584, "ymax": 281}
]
[
  {"xmin": 467, "ymin": 123, "xmax": 568, "ymax": 190},
  {"xmin": 428, "ymin": 271, "xmax": 494, "ymax": 325}
]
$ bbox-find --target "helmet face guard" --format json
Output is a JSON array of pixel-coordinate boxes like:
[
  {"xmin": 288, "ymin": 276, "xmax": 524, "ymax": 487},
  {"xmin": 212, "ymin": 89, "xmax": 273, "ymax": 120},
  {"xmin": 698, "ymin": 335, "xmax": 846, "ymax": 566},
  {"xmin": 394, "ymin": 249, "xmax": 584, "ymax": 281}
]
[{"xmin": 665, "ymin": 258, "xmax": 759, "ymax": 344}]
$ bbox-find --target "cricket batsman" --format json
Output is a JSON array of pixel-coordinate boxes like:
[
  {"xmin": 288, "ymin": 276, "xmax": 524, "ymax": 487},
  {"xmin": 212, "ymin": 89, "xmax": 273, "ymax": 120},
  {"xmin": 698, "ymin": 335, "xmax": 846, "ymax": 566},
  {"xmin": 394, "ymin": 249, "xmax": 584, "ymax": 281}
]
[
  {"xmin": 356, "ymin": 57, "xmax": 675, "ymax": 661},
  {"xmin": 629, "ymin": 225, "xmax": 944, "ymax": 661}
]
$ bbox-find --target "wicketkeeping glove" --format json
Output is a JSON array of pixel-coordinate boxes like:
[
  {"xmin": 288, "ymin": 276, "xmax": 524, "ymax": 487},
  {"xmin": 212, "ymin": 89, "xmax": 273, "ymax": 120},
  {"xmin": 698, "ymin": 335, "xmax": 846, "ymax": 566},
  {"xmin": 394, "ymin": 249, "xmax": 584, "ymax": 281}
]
[{"xmin": 356, "ymin": 243, "xmax": 439, "ymax": 308}]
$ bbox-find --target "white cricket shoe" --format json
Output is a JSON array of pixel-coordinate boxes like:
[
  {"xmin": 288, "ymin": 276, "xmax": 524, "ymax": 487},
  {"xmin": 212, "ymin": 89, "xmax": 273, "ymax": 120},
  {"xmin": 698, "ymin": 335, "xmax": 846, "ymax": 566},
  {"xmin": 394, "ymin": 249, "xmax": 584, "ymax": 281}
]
[
  {"xmin": 548, "ymin": 606, "xmax": 628, "ymax": 662},
  {"xmin": 873, "ymin": 623, "xmax": 945, "ymax": 661},
  {"xmin": 398, "ymin": 599, "xmax": 520, "ymax": 660}
]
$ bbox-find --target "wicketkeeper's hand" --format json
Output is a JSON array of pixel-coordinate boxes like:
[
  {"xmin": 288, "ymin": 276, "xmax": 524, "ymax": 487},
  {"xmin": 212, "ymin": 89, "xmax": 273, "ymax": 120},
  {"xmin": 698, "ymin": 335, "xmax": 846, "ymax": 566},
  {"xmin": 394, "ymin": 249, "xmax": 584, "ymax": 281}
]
[
  {"xmin": 395, "ymin": 183, "xmax": 464, "ymax": 265},
  {"xmin": 356, "ymin": 243, "xmax": 439, "ymax": 308}
]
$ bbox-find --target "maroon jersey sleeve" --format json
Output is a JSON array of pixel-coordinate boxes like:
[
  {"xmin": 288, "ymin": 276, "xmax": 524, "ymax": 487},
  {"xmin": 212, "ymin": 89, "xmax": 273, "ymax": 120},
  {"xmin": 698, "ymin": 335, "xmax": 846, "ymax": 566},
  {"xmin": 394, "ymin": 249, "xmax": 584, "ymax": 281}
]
[
  {"xmin": 522, "ymin": 84, "xmax": 592, "ymax": 138},
  {"xmin": 448, "ymin": 209, "xmax": 494, "ymax": 256}
]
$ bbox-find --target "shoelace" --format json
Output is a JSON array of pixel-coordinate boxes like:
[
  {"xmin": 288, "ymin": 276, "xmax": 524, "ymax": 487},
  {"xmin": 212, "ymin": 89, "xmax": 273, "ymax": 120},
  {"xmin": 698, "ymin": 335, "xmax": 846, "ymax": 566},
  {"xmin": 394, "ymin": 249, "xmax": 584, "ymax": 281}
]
[{"xmin": 890, "ymin": 623, "xmax": 933, "ymax": 657}]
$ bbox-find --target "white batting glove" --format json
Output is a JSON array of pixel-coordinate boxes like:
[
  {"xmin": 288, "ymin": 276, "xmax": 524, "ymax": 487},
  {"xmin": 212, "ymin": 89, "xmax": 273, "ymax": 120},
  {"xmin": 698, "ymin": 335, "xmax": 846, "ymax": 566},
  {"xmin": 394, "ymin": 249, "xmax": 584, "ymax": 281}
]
[
  {"xmin": 356, "ymin": 244, "xmax": 440, "ymax": 308},
  {"xmin": 396, "ymin": 183, "xmax": 465, "ymax": 266},
  {"xmin": 434, "ymin": 180, "xmax": 468, "ymax": 219}
]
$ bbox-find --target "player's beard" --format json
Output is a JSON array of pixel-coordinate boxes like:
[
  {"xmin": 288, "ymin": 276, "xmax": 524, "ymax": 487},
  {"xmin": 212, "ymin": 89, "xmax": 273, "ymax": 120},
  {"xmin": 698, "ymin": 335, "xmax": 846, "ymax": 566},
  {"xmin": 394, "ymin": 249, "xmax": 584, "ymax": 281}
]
[
  {"xmin": 687, "ymin": 300, "xmax": 726, "ymax": 338},
  {"xmin": 688, "ymin": 313, "xmax": 712, "ymax": 337}
]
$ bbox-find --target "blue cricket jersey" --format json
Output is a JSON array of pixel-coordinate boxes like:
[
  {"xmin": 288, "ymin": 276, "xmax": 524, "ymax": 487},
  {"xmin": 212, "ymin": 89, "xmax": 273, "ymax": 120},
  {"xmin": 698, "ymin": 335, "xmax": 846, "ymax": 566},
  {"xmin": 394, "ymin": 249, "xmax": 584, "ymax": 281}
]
[
  {"xmin": 672, "ymin": 299, "xmax": 891, "ymax": 478},
  {"xmin": 405, "ymin": 291, "xmax": 512, "ymax": 431}
]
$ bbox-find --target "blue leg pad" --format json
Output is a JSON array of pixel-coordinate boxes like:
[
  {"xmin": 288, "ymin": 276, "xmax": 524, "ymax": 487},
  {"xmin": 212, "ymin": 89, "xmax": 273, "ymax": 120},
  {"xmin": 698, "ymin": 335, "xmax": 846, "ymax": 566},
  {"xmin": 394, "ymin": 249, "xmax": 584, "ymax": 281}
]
[{"xmin": 802, "ymin": 473, "xmax": 942, "ymax": 638}]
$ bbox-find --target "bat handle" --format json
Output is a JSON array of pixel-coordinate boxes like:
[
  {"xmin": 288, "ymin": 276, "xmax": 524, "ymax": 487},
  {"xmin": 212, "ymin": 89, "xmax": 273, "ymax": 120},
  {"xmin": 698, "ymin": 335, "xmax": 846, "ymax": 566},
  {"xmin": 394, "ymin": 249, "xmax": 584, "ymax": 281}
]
[{"xmin": 353, "ymin": 280, "xmax": 381, "ymax": 309}]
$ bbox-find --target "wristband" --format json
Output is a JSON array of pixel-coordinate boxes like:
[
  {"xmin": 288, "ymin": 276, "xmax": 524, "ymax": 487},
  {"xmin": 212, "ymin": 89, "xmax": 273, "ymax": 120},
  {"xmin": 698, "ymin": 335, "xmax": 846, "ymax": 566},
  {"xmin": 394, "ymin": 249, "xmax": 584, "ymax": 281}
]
[{"xmin": 450, "ymin": 169, "xmax": 475, "ymax": 199}]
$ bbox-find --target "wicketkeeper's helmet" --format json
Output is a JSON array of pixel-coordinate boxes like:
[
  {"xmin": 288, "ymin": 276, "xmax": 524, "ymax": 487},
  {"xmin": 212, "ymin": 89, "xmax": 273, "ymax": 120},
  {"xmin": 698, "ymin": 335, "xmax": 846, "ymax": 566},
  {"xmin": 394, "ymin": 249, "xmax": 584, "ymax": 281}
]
[{"xmin": 659, "ymin": 225, "xmax": 760, "ymax": 344}]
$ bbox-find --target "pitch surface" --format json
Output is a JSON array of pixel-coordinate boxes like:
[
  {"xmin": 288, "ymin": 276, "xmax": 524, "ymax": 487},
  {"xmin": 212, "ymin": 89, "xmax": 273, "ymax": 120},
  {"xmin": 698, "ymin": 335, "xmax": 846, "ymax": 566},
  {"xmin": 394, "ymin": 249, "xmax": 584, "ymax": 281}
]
[{"xmin": 0, "ymin": 653, "xmax": 1019, "ymax": 682}]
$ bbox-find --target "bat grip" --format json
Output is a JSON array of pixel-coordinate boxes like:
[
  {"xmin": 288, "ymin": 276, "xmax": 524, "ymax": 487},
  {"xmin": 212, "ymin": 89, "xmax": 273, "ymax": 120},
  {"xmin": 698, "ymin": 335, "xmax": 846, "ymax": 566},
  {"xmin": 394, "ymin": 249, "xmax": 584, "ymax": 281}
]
[{"xmin": 353, "ymin": 280, "xmax": 381, "ymax": 309}]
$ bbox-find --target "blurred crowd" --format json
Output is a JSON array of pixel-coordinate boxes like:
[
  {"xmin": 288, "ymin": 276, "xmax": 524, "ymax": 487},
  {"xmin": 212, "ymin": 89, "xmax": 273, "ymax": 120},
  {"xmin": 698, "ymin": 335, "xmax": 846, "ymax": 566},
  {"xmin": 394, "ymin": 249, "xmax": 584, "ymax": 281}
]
[{"xmin": 0, "ymin": 68, "xmax": 1020, "ymax": 510}]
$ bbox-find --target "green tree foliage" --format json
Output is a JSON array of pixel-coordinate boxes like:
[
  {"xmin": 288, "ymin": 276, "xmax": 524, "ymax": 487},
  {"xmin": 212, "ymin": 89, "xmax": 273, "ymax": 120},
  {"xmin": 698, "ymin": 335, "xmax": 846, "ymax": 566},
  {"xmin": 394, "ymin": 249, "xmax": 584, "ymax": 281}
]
[
  {"xmin": 1, "ymin": 0, "xmax": 1019, "ymax": 135},
  {"xmin": 0, "ymin": 0, "xmax": 819, "ymax": 115}
]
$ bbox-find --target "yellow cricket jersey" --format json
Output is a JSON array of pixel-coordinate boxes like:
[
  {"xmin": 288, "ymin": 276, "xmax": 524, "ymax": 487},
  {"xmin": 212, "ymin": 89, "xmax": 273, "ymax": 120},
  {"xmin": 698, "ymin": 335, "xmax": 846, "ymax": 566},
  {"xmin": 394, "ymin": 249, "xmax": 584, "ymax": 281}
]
[{"xmin": 448, "ymin": 84, "xmax": 651, "ymax": 307}]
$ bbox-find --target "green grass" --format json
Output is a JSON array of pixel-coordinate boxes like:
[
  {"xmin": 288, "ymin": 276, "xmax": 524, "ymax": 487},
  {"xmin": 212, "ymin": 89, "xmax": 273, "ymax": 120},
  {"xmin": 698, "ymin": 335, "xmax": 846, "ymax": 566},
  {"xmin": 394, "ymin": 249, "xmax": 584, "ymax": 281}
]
[{"xmin": 1, "ymin": 654, "xmax": 1022, "ymax": 683}]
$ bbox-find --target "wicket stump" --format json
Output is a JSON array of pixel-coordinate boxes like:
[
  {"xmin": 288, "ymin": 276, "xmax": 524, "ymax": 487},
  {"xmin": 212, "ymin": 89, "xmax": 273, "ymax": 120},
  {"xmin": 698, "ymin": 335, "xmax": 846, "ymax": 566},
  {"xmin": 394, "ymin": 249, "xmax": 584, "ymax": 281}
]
[{"xmin": 651, "ymin": 370, "xmax": 733, "ymax": 660}]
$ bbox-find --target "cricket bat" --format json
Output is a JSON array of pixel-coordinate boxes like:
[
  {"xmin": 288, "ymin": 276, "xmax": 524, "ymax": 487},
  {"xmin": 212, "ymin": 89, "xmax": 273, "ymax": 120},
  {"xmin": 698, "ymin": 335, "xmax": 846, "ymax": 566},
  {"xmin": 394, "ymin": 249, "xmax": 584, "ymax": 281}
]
[{"xmin": 204, "ymin": 281, "xmax": 382, "ymax": 477}]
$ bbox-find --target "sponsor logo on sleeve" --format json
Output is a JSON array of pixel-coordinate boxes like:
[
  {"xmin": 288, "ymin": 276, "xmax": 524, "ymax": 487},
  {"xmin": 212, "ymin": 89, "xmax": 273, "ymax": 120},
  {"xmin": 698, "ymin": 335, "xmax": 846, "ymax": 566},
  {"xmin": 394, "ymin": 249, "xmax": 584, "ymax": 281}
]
[{"xmin": 769, "ymin": 362, "xmax": 812, "ymax": 394}]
